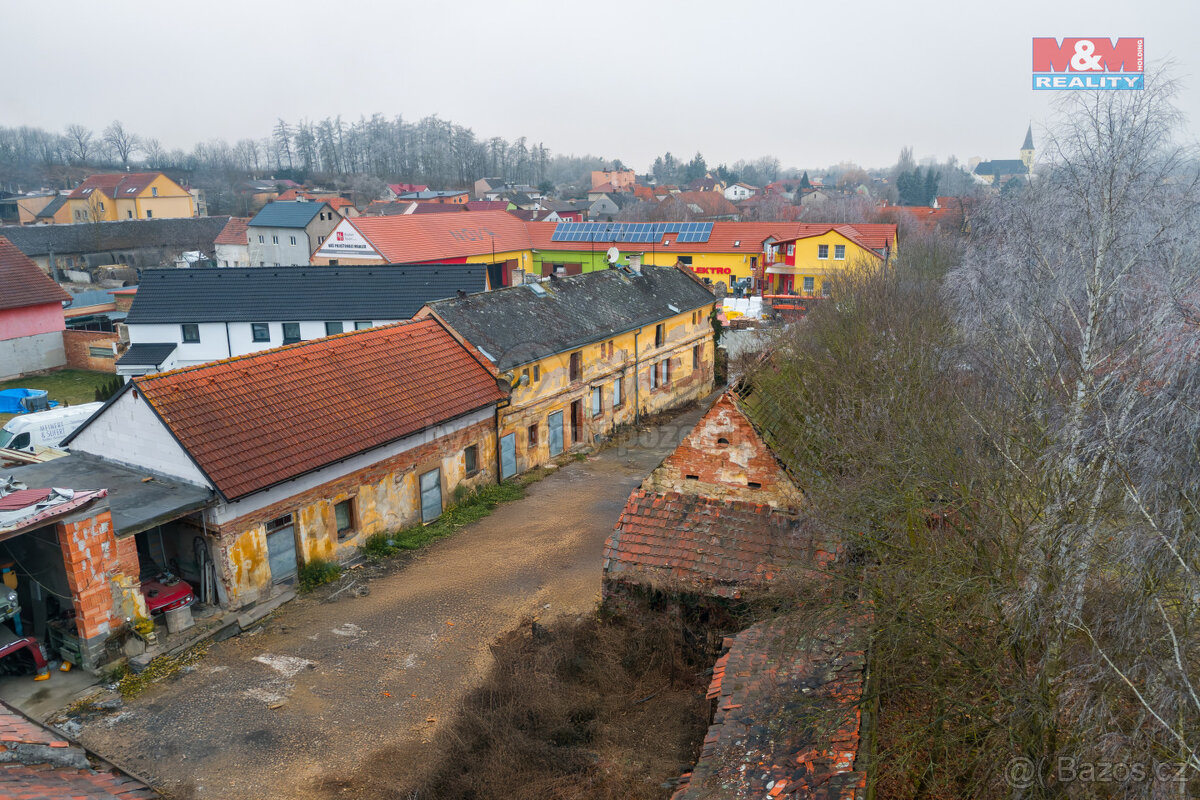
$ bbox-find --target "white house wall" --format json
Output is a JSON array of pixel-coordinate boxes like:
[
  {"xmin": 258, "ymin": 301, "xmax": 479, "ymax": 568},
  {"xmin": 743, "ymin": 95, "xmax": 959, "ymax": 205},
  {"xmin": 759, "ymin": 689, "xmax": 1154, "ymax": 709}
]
[
  {"xmin": 126, "ymin": 320, "xmax": 396, "ymax": 368},
  {"xmin": 68, "ymin": 390, "xmax": 212, "ymax": 488}
]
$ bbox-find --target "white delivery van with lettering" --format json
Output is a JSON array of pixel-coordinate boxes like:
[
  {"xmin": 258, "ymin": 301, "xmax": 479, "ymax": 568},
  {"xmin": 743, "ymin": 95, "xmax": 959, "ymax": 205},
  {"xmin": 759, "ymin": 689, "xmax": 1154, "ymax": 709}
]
[{"xmin": 0, "ymin": 403, "xmax": 104, "ymax": 452}]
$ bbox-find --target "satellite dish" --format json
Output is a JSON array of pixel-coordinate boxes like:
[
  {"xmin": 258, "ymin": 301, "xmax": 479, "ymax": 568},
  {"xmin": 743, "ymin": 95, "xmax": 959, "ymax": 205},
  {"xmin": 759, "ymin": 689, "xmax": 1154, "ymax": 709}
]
[{"xmin": 606, "ymin": 246, "xmax": 620, "ymax": 264}]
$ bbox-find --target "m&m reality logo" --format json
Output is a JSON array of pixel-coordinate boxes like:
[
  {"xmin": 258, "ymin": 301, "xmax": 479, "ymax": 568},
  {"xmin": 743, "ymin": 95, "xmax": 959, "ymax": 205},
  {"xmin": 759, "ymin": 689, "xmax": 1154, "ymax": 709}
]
[{"xmin": 1032, "ymin": 38, "xmax": 1144, "ymax": 90}]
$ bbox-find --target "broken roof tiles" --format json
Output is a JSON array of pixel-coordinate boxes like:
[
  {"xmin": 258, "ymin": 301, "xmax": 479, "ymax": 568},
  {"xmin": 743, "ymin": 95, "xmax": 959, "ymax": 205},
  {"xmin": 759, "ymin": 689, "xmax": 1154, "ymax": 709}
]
[
  {"xmin": 604, "ymin": 490, "xmax": 830, "ymax": 599},
  {"xmin": 671, "ymin": 618, "xmax": 870, "ymax": 800}
]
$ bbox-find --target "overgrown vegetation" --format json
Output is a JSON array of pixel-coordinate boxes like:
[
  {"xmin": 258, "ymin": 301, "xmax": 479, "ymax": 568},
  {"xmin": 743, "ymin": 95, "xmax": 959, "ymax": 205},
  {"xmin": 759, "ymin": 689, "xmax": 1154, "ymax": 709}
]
[
  {"xmin": 739, "ymin": 79, "xmax": 1200, "ymax": 798},
  {"xmin": 298, "ymin": 558, "xmax": 342, "ymax": 591},
  {"xmin": 114, "ymin": 643, "xmax": 210, "ymax": 699},
  {"xmin": 322, "ymin": 610, "xmax": 718, "ymax": 800},
  {"xmin": 359, "ymin": 481, "xmax": 527, "ymax": 562}
]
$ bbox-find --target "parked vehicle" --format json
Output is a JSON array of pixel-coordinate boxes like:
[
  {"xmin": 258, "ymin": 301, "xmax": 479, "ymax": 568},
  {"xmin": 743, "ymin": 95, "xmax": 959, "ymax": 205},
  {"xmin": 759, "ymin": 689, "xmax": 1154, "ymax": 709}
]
[
  {"xmin": 140, "ymin": 573, "xmax": 194, "ymax": 615},
  {"xmin": 0, "ymin": 624, "xmax": 48, "ymax": 678},
  {"xmin": 0, "ymin": 402, "xmax": 104, "ymax": 452}
]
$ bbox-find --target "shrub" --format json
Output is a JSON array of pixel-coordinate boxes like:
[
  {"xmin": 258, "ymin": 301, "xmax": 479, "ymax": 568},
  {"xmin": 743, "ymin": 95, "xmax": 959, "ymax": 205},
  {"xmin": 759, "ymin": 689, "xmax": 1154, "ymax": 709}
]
[{"xmin": 298, "ymin": 558, "xmax": 342, "ymax": 591}]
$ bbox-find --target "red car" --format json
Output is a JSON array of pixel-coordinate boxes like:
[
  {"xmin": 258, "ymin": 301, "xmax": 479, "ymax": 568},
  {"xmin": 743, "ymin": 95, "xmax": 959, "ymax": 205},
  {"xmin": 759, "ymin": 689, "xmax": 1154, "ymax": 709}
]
[
  {"xmin": 140, "ymin": 575, "xmax": 195, "ymax": 615},
  {"xmin": 0, "ymin": 624, "xmax": 48, "ymax": 678}
]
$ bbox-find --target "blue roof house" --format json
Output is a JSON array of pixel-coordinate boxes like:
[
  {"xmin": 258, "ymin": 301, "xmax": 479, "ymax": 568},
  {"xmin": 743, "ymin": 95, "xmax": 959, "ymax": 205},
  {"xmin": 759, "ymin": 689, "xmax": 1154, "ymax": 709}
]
[{"xmin": 247, "ymin": 201, "xmax": 340, "ymax": 266}]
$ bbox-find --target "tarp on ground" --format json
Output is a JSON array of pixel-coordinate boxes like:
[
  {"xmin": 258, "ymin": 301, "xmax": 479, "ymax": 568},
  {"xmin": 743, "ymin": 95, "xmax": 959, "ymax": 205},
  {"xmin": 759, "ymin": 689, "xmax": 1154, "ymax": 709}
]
[{"xmin": 0, "ymin": 389, "xmax": 51, "ymax": 414}]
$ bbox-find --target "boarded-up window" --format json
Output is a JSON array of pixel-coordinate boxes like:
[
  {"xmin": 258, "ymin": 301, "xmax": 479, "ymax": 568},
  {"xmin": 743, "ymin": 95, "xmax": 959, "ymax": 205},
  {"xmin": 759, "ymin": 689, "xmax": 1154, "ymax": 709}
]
[
  {"xmin": 564, "ymin": 263, "xmax": 583, "ymax": 276},
  {"xmin": 88, "ymin": 346, "xmax": 114, "ymax": 359},
  {"xmin": 420, "ymin": 469, "xmax": 442, "ymax": 522}
]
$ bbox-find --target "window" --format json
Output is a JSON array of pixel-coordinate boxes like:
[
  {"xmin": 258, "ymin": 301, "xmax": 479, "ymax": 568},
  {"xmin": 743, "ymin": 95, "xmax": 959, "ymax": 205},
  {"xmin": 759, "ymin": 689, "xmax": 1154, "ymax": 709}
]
[
  {"xmin": 251, "ymin": 323, "xmax": 270, "ymax": 342},
  {"xmin": 258, "ymin": 235, "xmax": 265, "ymax": 243},
  {"xmin": 591, "ymin": 386, "xmax": 602, "ymax": 417},
  {"xmin": 334, "ymin": 499, "xmax": 355, "ymax": 539},
  {"xmin": 328, "ymin": 259, "xmax": 339, "ymax": 266},
  {"xmin": 660, "ymin": 359, "xmax": 670, "ymax": 386},
  {"xmin": 834, "ymin": 244, "xmax": 846, "ymax": 260},
  {"xmin": 282, "ymin": 322, "xmax": 301, "ymax": 344},
  {"xmin": 151, "ymin": 187, "xmax": 158, "ymax": 197},
  {"xmin": 528, "ymin": 423, "xmax": 539, "ymax": 447},
  {"xmin": 354, "ymin": 321, "xmax": 371, "ymax": 330},
  {"xmin": 613, "ymin": 375, "xmax": 623, "ymax": 408},
  {"xmin": 693, "ymin": 344, "xmax": 701, "ymax": 370},
  {"xmin": 127, "ymin": 210, "xmax": 133, "ymax": 218},
  {"xmin": 822, "ymin": 281, "xmax": 831, "ymax": 297},
  {"xmin": 569, "ymin": 351, "xmax": 582, "ymax": 382},
  {"xmin": 678, "ymin": 255, "xmax": 692, "ymax": 265},
  {"xmin": 522, "ymin": 368, "xmax": 530, "ymax": 385},
  {"xmin": 464, "ymin": 444, "xmax": 479, "ymax": 476},
  {"xmin": 655, "ymin": 323, "xmax": 665, "ymax": 347},
  {"xmin": 289, "ymin": 235, "xmax": 297, "ymax": 246},
  {"xmin": 325, "ymin": 321, "xmax": 344, "ymax": 336},
  {"xmin": 88, "ymin": 345, "xmax": 114, "ymax": 359},
  {"xmin": 318, "ymin": 235, "xmax": 326, "ymax": 244},
  {"xmin": 818, "ymin": 244, "xmax": 829, "ymax": 259},
  {"xmin": 181, "ymin": 323, "xmax": 200, "ymax": 343},
  {"xmin": 533, "ymin": 364, "xmax": 541, "ymax": 382},
  {"xmin": 420, "ymin": 469, "xmax": 442, "ymax": 522},
  {"xmin": 272, "ymin": 235, "xmax": 279, "ymax": 244},
  {"xmin": 786, "ymin": 244, "xmax": 795, "ymax": 256},
  {"xmin": 803, "ymin": 276, "xmax": 815, "ymax": 294},
  {"xmin": 650, "ymin": 364, "xmax": 658, "ymax": 389},
  {"xmin": 99, "ymin": 202, "xmax": 105, "ymax": 211},
  {"xmin": 145, "ymin": 209, "xmax": 152, "ymax": 218}
]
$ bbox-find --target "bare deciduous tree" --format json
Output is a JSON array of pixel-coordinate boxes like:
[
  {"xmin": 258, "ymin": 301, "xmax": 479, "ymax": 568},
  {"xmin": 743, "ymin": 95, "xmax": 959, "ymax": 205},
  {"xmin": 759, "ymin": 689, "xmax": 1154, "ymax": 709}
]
[
  {"xmin": 102, "ymin": 120, "xmax": 141, "ymax": 168},
  {"xmin": 63, "ymin": 123, "xmax": 94, "ymax": 165}
]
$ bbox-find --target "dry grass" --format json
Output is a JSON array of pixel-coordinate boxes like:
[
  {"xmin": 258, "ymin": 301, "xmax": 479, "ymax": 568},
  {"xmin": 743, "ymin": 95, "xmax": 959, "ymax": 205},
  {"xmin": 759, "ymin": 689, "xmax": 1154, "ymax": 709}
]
[{"xmin": 321, "ymin": 608, "xmax": 721, "ymax": 800}]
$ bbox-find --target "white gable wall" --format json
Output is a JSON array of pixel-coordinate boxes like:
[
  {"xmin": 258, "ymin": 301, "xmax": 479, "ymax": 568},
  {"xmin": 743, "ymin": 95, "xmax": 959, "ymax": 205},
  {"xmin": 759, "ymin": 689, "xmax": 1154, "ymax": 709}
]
[{"xmin": 68, "ymin": 389, "xmax": 212, "ymax": 488}]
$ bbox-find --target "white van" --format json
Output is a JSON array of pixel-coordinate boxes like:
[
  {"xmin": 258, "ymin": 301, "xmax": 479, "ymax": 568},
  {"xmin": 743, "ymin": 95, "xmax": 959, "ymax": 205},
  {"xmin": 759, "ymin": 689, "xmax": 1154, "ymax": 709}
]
[{"xmin": 0, "ymin": 403, "xmax": 104, "ymax": 452}]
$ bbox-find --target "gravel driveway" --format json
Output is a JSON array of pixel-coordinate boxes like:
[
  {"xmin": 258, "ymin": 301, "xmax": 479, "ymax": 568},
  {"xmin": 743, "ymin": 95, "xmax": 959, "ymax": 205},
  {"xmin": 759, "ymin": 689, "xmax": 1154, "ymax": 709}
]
[{"xmin": 71, "ymin": 400, "xmax": 712, "ymax": 800}]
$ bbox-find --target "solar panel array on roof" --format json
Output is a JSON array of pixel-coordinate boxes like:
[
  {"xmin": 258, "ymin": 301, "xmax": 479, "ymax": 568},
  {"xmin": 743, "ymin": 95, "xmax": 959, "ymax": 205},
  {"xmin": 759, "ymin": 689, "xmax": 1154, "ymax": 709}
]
[{"xmin": 550, "ymin": 222, "xmax": 713, "ymax": 244}]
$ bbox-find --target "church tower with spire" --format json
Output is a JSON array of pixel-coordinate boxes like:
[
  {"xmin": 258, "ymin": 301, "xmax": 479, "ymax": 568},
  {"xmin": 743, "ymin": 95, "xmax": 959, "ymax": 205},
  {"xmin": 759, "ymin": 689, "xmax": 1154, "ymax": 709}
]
[{"xmin": 1020, "ymin": 124, "xmax": 1035, "ymax": 171}]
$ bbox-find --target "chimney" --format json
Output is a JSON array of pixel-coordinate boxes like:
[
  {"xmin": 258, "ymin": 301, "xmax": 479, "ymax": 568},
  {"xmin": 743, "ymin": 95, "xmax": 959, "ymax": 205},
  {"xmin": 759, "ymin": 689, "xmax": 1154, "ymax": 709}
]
[{"xmin": 627, "ymin": 253, "xmax": 642, "ymax": 273}]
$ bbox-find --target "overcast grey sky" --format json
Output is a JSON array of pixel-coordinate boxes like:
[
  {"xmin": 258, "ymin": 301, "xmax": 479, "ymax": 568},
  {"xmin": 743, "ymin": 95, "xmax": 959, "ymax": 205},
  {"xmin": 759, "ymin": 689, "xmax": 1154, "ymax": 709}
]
[{"xmin": 7, "ymin": 0, "xmax": 1197, "ymax": 172}]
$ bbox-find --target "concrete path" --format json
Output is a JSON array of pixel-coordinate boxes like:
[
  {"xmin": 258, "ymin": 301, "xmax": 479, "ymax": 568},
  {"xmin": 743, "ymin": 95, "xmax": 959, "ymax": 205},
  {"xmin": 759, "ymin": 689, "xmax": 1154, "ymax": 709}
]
[{"xmin": 71, "ymin": 400, "xmax": 713, "ymax": 800}]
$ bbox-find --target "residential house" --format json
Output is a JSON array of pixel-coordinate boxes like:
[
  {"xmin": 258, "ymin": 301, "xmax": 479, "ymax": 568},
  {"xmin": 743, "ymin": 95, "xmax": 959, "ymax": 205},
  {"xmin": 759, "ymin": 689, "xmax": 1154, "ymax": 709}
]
[
  {"xmin": 0, "ymin": 235, "xmax": 69, "ymax": 379},
  {"xmin": 383, "ymin": 182, "xmax": 429, "ymax": 200},
  {"xmin": 588, "ymin": 194, "xmax": 621, "ymax": 220},
  {"xmin": 65, "ymin": 317, "xmax": 506, "ymax": 607},
  {"xmin": 420, "ymin": 264, "xmax": 716, "ymax": 479},
  {"xmin": 247, "ymin": 201, "xmax": 340, "ymax": 266},
  {"xmin": 539, "ymin": 200, "xmax": 588, "ymax": 222},
  {"xmin": 12, "ymin": 192, "xmax": 56, "ymax": 224},
  {"xmin": 590, "ymin": 169, "xmax": 636, "ymax": 192},
  {"xmin": 723, "ymin": 182, "xmax": 758, "ymax": 202},
  {"xmin": 658, "ymin": 190, "xmax": 741, "ymax": 221},
  {"xmin": 32, "ymin": 193, "xmax": 72, "ymax": 224},
  {"xmin": 66, "ymin": 172, "xmax": 194, "ymax": 222},
  {"xmin": 396, "ymin": 190, "xmax": 469, "ymax": 204},
  {"xmin": 0, "ymin": 216, "xmax": 230, "ymax": 275},
  {"xmin": 465, "ymin": 200, "xmax": 512, "ymax": 212},
  {"xmin": 473, "ymin": 177, "xmax": 506, "ymax": 200},
  {"xmin": 116, "ymin": 263, "xmax": 487, "ymax": 376},
  {"xmin": 762, "ymin": 223, "xmax": 897, "ymax": 296},
  {"xmin": 213, "ymin": 217, "xmax": 251, "ymax": 267}
]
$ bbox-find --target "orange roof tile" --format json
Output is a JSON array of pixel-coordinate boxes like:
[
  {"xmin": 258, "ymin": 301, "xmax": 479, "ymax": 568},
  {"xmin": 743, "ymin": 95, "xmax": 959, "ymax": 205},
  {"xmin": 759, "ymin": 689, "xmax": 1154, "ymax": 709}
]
[
  {"xmin": 604, "ymin": 490, "xmax": 823, "ymax": 598},
  {"xmin": 213, "ymin": 217, "xmax": 250, "ymax": 245},
  {"xmin": 133, "ymin": 317, "xmax": 504, "ymax": 500},
  {"xmin": 338, "ymin": 211, "xmax": 534, "ymax": 263},
  {"xmin": 0, "ymin": 235, "xmax": 70, "ymax": 311},
  {"xmin": 67, "ymin": 172, "xmax": 171, "ymax": 200},
  {"xmin": 525, "ymin": 221, "xmax": 897, "ymax": 256},
  {"xmin": 671, "ymin": 618, "xmax": 870, "ymax": 800}
]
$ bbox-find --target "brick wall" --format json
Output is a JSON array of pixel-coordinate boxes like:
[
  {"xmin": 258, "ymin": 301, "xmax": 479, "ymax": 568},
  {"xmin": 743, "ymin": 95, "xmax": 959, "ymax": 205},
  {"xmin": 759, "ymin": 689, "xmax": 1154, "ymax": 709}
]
[
  {"xmin": 63, "ymin": 329, "xmax": 118, "ymax": 373},
  {"xmin": 645, "ymin": 392, "xmax": 803, "ymax": 510}
]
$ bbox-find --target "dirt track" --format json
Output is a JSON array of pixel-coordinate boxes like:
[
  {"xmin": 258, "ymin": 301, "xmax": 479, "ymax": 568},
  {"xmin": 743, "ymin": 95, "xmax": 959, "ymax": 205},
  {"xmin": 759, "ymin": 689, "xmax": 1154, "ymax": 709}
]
[{"xmin": 71, "ymin": 400, "xmax": 712, "ymax": 800}]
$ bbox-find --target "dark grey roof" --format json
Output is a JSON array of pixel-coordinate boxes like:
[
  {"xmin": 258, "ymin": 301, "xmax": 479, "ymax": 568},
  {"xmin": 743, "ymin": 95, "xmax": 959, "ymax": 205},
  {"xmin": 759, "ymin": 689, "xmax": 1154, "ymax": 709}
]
[
  {"xmin": 427, "ymin": 266, "xmax": 715, "ymax": 371},
  {"xmin": 124, "ymin": 264, "xmax": 488, "ymax": 324},
  {"xmin": 248, "ymin": 201, "xmax": 328, "ymax": 229},
  {"xmin": 0, "ymin": 216, "xmax": 230, "ymax": 257},
  {"xmin": 35, "ymin": 195, "xmax": 68, "ymax": 218},
  {"xmin": 117, "ymin": 342, "xmax": 177, "ymax": 366},
  {"xmin": 4, "ymin": 453, "xmax": 212, "ymax": 536},
  {"xmin": 974, "ymin": 159, "xmax": 1028, "ymax": 176},
  {"xmin": 1022, "ymin": 124, "xmax": 1034, "ymax": 150}
]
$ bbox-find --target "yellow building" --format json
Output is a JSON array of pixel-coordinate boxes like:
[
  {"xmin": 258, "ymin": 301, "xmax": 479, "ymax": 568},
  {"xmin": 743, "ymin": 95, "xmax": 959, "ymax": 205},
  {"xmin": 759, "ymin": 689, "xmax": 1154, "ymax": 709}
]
[
  {"xmin": 67, "ymin": 172, "xmax": 195, "ymax": 223},
  {"xmin": 761, "ymin": 225, "xmax": 897, "ymax": 295},
  {"xmin": 420, "ymin": 265, "xmax": 717, "ymax": 478}
]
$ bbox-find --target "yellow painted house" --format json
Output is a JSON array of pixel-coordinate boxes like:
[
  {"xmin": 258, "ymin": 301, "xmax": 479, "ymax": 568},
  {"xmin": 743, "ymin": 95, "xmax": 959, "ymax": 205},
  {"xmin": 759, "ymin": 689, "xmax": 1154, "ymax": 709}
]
[
  {"xmin": 761, "ymin": 225, "xmax": 898, "ymax": 296},
  {"xmin": 67, "ymin": 172, "xmax": 195, "ymax": 222},
  {"xmin": 420, "ymin": 265, "xmax": 717, "ymax": 478}
]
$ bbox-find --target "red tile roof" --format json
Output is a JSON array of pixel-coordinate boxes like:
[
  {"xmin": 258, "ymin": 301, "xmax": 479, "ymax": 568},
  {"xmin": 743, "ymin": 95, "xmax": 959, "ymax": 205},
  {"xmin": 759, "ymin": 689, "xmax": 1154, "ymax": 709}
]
[
  {"xmin": 67, "ymin": 172, "xmax": 170, "ymax": 200},
  {"xmin": 325, "ymin": 197, "xmax": 355, "ymax": 211},
  {"xmin": 0, "ymin": 700, "xmax": 157, "ymax": 799},
  {"xmin": 661, "ymin": 191, "xmax": 740, "ymax": 218},
  {"xmin": 133, "ymin": 317, "xmax": 505, "ymax": 500},
  {"xmin": 409, "ymin": 203, "xmax": 467, "ymax": 214},
  {"xmin": 213, "ymin": 217, "xmax": 250, "ymax": 245},
  {"xmin": 672, "ymin": 618, "xmax": 869, "ymax": 799},
  {"xmin": 465, "ymin": 200, "xmax": 509, "ymax": 211},
  {"xmin": 0, "ymin": 236, "xmax": 70, "ymax": 311},
  {"xmin": 604, "ymin": 490, "xmax": 828, "ymax": 598},
  {"xmin": 336, "ymin": 211, "xmax": 534, "ymax": 263}
]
